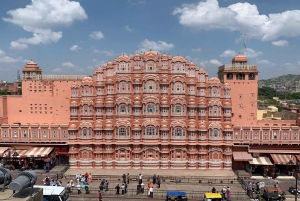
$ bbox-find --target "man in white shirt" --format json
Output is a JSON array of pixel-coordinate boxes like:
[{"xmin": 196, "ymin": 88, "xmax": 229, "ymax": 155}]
[
  {"xmin": 66, "ymin": 182, "xmax": 71, "ymax": 193},
  {"xmin": 139, "ymin": 174, "xmax": 143, "ymax": 184},
  {"xmin": 121, "ymin": 183, "xmax": 125, "ymax": 196},
  {"xmin": 76, "ymin": 183, "xmax": 81, "ymax": 194},
  {"xmin": 141, "ymin": 182, "xmax": 145, "ymax": 194},
  {"xmin": 149, "ymin": 186, "xmax": 153, "ymax": 198}
]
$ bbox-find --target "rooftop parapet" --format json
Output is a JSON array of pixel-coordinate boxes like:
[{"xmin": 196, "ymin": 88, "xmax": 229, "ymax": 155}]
[
  {"xmin": 22, "ymin": 74, "xmax": 91, "ymax": 81},
  {"xmin": 218, "ymin": 64, "xmax": 258, "ymax": 71}
]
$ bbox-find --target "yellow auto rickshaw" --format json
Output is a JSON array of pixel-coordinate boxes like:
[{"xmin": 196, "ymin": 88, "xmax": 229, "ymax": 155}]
[{"xmin": 203, "ymin": 192, "xmax": 222, "ymax": 201}]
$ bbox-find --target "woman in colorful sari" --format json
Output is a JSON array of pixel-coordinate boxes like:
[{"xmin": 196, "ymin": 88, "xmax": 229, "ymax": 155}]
[{"xmin": 88, "ymin": 173, "xmax": 92, "ymax": 183}]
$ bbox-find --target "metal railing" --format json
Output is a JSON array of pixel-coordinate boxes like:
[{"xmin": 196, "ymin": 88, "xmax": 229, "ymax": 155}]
[
  {"xmin": 63, "ymin": 174, "xmax": 239, "ymax": 184},
  {"xmin": 53, "ymin": 165, "xmax": 70, "ymax": 180},
  {"xmin": 68, "ymin": 188, "xmax": 247, "ymax": 200}
]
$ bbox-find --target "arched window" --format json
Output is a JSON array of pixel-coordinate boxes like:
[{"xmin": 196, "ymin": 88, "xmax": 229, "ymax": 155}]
[
  {"xmin": 210, "ymin": 129, "xmax": 219, "ymax": 138},
  {"xmin": 120, "ymin": 104, "xmax": 126, "ymax": 113},
  {"xmin": 172, "ymin": 127, "xmax": 185, "ymax": 136},
  {"xmin": 118, "ymin": 127, "xmax": 126, "ymax": 136},
  {"xmin": 143, "ymin": 126, "xmax": 158, "ymax": 136},
  {"xmin": 147, "ymin": 103, "xmax": 155, "ymax": 113},
  {"xmin": 119, "ymin": 81, "xmax": 127, "ymax": 92}
]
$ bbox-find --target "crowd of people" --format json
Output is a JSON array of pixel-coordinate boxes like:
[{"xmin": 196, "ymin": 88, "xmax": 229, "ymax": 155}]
[
  {"xmin": 63, "ymin": 172, "xmax": 93, "ymax": 195},
  {"xmin": 211, "ymin": 186, "xmax": 231, "ymax": 201}
]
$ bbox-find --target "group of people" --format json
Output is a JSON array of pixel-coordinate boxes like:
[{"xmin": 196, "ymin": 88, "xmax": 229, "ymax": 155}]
[
  {"xmin": 247, "ymin": 181, "xmax": 265, "ymax": 198},
  {"xmin": 211, "ymin": 186, "xmax": 231, "ymax": 201},
  {"xmin": 68, "ymin": 172, "xmax": 93, "ymax": 194},
  {"xmin": 43, "ymin": 176, "xmax": 63, "ymax": 187}
]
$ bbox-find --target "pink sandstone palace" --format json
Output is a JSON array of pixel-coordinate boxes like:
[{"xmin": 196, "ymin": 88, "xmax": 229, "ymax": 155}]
[{"xmin": 0, "ymin": 51, "xmax": 300, "ymax": 171}]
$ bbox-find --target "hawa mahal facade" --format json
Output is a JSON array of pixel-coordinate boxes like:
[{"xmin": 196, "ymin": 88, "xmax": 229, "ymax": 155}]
[{"xmin": 0, "ymin": 51, "xmax": 300, "ymax": 169}]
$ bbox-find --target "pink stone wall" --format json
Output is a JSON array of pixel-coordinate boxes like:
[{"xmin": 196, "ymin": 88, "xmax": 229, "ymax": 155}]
[
  {"xmin": 224, "ymin": 78, "xmax": 258, "ymax": 126},
  {"xmin": 5, "ymin": 80, "xmax": 80, "ymax": 124}
]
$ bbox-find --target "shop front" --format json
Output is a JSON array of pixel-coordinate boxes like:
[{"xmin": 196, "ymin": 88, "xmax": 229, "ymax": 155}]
[
  {"xmin": 54, "ymin": 146, "xmax": 69, "ymax": 165},
  {"xmin": 249, "ymin": 156, "xmax": 273, "ymax": 176},
  {"xmin": 270, "ymin": 154, "xmax": 297, "ymax": 177},
  {"xmin": 24, "ymin": 147, "xmax": 55, "ymax": 171},
  {"xmin": 232, "ymin": 151, "xmax": 253, "ymax": 170}
]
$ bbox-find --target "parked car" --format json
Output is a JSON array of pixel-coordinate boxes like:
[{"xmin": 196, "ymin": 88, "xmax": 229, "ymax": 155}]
[
  {"xmin": 288, "ymin": 186, "xmax": 300, "ymax": 195},
  {"xmin": 203, "ymin": 192, "xmax": 222, "ymax": 201},
  {"xmin": 166, "ymin": 191, "xmax": 187, "ymax": 201},
  {"xmin": 262, "ymin": 187, "xmax": 285, "ymax": 201}
]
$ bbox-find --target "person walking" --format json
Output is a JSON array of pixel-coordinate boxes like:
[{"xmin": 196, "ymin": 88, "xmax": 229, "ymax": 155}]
[
  {"xmin": 98, "ymin": 190, "xmax": 102, "ymax": 201},
  {"xmin": 115, "ymin": 184, "xmax": 120, "ymax": 195},
  {"xmin": 121, "ymin": 183, "xmax": 125, "ymax": 196},
  {"xmin": 76, "ymin": 183, "xmax": 81, "ymax": 194},
  {"xmin": 88, "ymin": 173, "xmax": 92, "ymax": 183},
  {"xmin": 226, "ymin": 186, "xmax": 231, "ymax": 201},
  {"xmin": 136, "ymin": 183, "xmax": 141, "ymax": 195},
  {"xmin": 221, "ymin": 186, "xmax": 226, "ymax": 200},
  {"xmin": 152, "ymin": 174, "xmax": 156, "ymax": 185},
  {"xmin": 148, "ymin": 186, "xmax": 153, "ymax": 198},
  {"xmin": 139, "ymin": 174, "xmax": 143, "ymax": 184},
  {"xmin": 147, "ymin": 180, "xmax": 152, "ymax": 191},
  {"xmin": 122, "ymin": 174, "xmax": 126, "ymax": 184},
  {"xmin": 127, "ymin": 173, "xmax": 130, "ymax": 184},
  {"xmin": 141, "ymin": 182, "xmax": 144, "ymax": 194},
  {"xmin": 157, "ymin": 175, "xmax": 161, "ymax": 188},
  {"xmin": 104, "ymin": 180, "xmax": 109, "ymax": 192}
]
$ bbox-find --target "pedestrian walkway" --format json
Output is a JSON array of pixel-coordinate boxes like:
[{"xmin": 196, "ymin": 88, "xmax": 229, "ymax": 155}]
[{"xmin": 65, "ymin": 168, "xmax": 236, "ymax": 178}]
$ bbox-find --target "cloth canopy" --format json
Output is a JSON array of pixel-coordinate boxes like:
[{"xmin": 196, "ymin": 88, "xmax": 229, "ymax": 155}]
[
  {"xmin": 233, "ymin": 151, "xmax": 253, "ymax": 161},
  {"xmin": 25, "ymin": 147, "xmax": 54, "ymax": 157},
  {"xmin": 249, "ymin": 157, "xmax": 273, "ymax": 166},
  {"xmin": 0, "ymin": 147, "xmax": 9, "ymax": 157},
  {"xmin": 270, "ymin": 154, "xmax": 293, "ymax": 165}
]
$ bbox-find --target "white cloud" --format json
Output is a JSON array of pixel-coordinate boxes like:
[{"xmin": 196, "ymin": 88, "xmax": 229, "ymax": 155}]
[
  {"xmin": 52, "ymin": 68, "xmax": 63, "ymax": 72},
  {"xmin": 173, "ymin": 0, "xmax": 300, "ymax": 41},
  {"xmin": 138, "ymin": 39, "xmax": 174, "ymax": 52},
  {"xmin": 93, "ymin": 49, "xmax": 115, "ymax": 56},
  {"xmin": 271, "ymin": 40, "xmax": 289, "ymax": 47},
  {"xmin": 3, "ymin": 0, "xmax": 87, "ymax": 49},
  {"xmin": 0, "ymin": 50, "xmax": 5, "ymax": 56},
  {"xmin": 220, "ymin": 49, "xmax": 237, "ymax": 57},
  {"xmin": 257, "ymin": 59, "xmax": 275, "ymax": 66},
  {"xmin": 62, "ymin": 62, "xmax": 75, "ymax": 68},
  {"xmin": 245, "ymin": 48, "xmax": 263, "ymax": 58},
  {"xmin": 219, "ymin": 48, "xmax": 262, "ymax": 58},
  {"xmin": 0, "ymin": 56, "xmax": 19, "ymax": 63},
  {"xmin": 10, "ymin": 41, "xmax": 28, "ymax": 50},
  {"xmin": 89, "ymin": 31, "xmax": 104, "ymax": 40},
  {"xmin": 192, "ymin": 48, "xmax": 202, "ymax": 52},
  {"xmin": 128, "ymin": 0, "xmax": 146, "ymax": 5},
  {"xmin": 125, "ymin": 25, "xmax": 134, "ymax": 32},
  {"xmin": 210, "ymin": 59, "xmax": 222, "ymax": 66},
  {"xmin": 200, "ymin": 59, "xmax": 222, "ymax": 67},
  {"xmin": 92, "ymin": 59, "xmax": 106, "ymax": 67},
  {"xmin": 0, "ymin": 48, "xmax": 23, "ymax": 63},
  {"xmin": 70, "ymin": 45, "xmax": 81, "ymax": 52}
]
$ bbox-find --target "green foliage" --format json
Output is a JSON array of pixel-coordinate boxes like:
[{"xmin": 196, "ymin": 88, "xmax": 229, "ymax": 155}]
[
  {"xmin": 0, "ymin": 89, "xmax": 7, "ymax": 95},
  {"xmin": 258, "ymin": 87, "xmax": 277, "ymax": 99}
]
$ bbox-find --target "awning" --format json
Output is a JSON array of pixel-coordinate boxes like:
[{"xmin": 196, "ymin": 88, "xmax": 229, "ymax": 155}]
[
  {"xmin": 25, "ymin": 147, "xmax": 54, "ymax": 157},
  {"xmin": 11, "ymin": 150, "xmax": 28, "ymax": 158},
  {"xmin": 0, "ymin": 147, "xmax": 9, "ymax": 157},
  {"xmin": 233, "ymin": 151, "xmax": 253, "ymax": 161},
  {"xmin": 270, "ymin": 154, "xmax": 293, "ymax": 165},
  {"xmin": 249, "ymin": 157, "xmax": 273, "ymax": 166}
]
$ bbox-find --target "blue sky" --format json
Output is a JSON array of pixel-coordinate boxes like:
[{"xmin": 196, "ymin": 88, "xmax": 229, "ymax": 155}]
[{"xmin": 0, "ymin": 0, "xmax": 300, "ymax": 82}]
